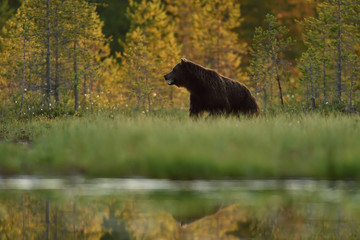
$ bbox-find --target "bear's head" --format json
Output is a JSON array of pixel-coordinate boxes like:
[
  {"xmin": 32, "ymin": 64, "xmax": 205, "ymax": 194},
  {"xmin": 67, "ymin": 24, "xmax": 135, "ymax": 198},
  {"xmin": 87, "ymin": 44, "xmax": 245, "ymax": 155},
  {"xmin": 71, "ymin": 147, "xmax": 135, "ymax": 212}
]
[{"xmin": 164, "ymin": 58, "xmax": 189, "ymax": 88}]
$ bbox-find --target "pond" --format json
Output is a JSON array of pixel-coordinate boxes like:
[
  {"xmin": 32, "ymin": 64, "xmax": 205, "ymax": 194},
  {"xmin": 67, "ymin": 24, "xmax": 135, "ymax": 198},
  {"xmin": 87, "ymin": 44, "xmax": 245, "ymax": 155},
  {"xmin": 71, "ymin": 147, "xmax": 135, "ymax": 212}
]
[{"xmin": 1, "ymin": 178, "xmax": 360, "ymax": 239}]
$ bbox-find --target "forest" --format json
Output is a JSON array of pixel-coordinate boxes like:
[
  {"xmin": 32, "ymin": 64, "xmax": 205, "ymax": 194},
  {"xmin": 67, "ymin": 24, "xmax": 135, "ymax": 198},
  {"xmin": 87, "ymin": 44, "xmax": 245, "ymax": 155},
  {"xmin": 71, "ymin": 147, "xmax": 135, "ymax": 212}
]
[{"xmin": 1, "ymin": 0, "xmax": 359, "ymax": 117}]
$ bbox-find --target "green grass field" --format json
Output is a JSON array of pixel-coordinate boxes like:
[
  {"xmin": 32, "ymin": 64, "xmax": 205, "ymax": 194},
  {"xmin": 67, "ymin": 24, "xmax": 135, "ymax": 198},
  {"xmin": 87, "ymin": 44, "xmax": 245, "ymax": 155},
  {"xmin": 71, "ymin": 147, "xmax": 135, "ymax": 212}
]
[{"xmin": 1, "ymin": 111, "xmax": 360, "ymax": 179}]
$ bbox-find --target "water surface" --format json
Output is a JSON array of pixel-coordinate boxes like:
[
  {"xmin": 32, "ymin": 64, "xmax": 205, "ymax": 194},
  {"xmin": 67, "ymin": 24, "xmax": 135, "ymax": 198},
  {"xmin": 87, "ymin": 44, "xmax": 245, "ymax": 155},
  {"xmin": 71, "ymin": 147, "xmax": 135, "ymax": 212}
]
[{"xmin": 1, "ymin": 178, "xmax": 359, "ymax": 239}]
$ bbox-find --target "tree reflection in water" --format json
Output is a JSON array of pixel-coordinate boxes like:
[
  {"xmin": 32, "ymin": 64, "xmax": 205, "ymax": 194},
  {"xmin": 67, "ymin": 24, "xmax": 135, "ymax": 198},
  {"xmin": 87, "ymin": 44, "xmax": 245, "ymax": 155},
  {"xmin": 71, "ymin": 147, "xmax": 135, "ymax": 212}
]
[{"xmin": 0, "ymin": 179, "xmax": 359, "ymax": 239}]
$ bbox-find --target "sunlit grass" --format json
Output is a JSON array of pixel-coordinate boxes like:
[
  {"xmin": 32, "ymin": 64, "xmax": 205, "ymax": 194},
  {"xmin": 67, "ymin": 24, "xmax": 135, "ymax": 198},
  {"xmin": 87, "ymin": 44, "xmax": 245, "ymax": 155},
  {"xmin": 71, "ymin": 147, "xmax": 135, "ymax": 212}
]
[{"xmin": 1, "ymin": 111, "xmax": 360, "ymax": 179}]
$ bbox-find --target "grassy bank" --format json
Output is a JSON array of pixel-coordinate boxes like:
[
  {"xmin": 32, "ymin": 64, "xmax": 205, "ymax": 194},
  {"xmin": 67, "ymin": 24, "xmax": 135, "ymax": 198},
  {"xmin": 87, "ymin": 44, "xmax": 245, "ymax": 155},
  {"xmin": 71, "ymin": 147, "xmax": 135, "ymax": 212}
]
[{"xmin": 1, "ymin": 112, "xmax": 360, "ymax": 179}]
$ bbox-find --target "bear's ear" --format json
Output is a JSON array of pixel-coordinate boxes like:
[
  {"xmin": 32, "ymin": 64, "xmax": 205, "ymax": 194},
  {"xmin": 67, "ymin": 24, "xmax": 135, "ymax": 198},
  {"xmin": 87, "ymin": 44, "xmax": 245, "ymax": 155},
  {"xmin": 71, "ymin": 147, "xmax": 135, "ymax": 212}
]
[{"xmin": 180, "ymin": 58, "xmax": 188, "ymax": 65}]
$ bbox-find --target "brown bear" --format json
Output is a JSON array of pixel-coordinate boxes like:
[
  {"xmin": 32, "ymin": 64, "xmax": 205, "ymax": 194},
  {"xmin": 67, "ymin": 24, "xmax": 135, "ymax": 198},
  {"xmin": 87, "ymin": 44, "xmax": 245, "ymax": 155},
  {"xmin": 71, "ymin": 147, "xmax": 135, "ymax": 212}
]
[{"xmin": 164, "ymin": 58, "xmax": 260, "ymax": 117}]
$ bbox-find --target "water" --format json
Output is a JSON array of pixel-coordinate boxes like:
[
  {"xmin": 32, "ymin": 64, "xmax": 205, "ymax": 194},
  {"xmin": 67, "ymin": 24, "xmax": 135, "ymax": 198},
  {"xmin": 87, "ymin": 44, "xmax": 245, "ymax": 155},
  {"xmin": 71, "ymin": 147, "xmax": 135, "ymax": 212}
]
[{"xmin": 1, "ymin": 177, "xmax": 360, "ymax": 239}]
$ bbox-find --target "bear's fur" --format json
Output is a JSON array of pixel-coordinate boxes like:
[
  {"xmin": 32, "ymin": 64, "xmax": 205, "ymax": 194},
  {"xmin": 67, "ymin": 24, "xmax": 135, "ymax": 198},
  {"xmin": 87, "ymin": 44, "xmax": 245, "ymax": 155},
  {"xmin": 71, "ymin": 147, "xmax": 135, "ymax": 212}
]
[{"xmin": 164, "ymin": 58, "xmax": 260, "ymax": 117}]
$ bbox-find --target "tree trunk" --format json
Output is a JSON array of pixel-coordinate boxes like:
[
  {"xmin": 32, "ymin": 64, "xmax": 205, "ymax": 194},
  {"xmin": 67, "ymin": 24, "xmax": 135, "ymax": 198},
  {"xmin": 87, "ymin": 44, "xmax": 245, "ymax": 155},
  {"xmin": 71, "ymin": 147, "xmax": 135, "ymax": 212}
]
[
  {"xmin": 22, "ymin": 194, "xmax": 25, "ymax": 240},
  {"xmin": 145, "ymin": 73, "xmax": 151, "ymax": 115},
  {"xmin": 54, "ymin": 207, "xmax": 58, "ymax": 240},
  {"xmin": 1, "ymin": 97, "xmax": 5, "ymax": 119},
  {"xmin": 269, "ymin": 68, "xmax": 274, "ymax": 109},
  {"xmin": 336, "ymin": 0, "xmax": 342, "ymax": 102},
  {"xmin": 349, "ymin": 65, "xmax": 356, "ymax": 108},
  {"xmin": 73, "ymin": 202, "xmax": 77, "ymax": 236},
  {"xmin": 322, "ymin": 32, "xmax": 327, "ymax": 106},
  {"xmin": 73, "ymin": 39, "xmax": 79, "ymax": 111},
  {"xmin": 309, "ymin": 56, "xmax": 316, "ymax": 109},
  {"xmin": 46, "ymin": 200, "xmax": 50, "ymax": 240},
  {"xmin": 270, "ymin": 46, "xmax": 283, "ymax": 106},
  {"xmin": 54, "ymin": 5, "xmax": 60, "ymax": 104},
  {"xmin": 262, "ymin": 71, "xmax": 267, "ymax": 111},
  {"xmin": 306, "ymin": 76, "xmax": 310, "ymax": 107},
  {"xmin": 45, "ymin": 0, "xmax": 51, "ymax": 106},
  {"xmin": 54, "ymin": 46, "xmax": 60, "ymax": 104},
  {"xmin": 276, "ymin": 73, "xmax": 284, "ymax": 106},
  {"xmin": 89, "ymin": 75, "xmax": 93, "ymax": 114},
  {"xmin": 19, "ymin": 24, "xmax": 26, "ymax": 117},
  {"xmin": 83, "ymin": 65, "xmax": 89, "ymax": 96},
  {"xmin": 83, "ymin": 64, "xmax": 89, "ymax": 108},
  {"xmin": 144, "ymin": 56, "xmax": 151, "ymax": 115}
]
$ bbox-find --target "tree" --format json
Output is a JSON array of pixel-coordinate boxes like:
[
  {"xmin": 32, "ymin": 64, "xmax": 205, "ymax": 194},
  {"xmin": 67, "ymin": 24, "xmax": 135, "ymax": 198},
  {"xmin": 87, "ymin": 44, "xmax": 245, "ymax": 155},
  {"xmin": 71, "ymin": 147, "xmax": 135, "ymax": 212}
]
[
  {"xmin": 87, "ymin": 0, "xmax": 130, "ymax": 56},
  {"xmin": 298, "ymin": 5, "xmax": 335, "ymax": 107},
  {"xmin": 196, "ymin": 0, "xmax": 246, "ymax": 79},
  {"xmin": 297, "ymin": 7, "xmax": 334, "ymax": 109},
  {"xmin": 298, "ymin": 47, "xmax": 321, "ymax": 109},
  {"xmin": 338, "ymin": 0, "xmax": 360, "ymax": 107},
  {"xmin": 164, "ymin": 0, "xmax": 201, "ymax": 60},
  {"xmin": 299, "ymin": 0, "xmax": 360, "ymax": 108},
  {"xmin": 0, "ymin": 0, "xmax": 117, "ymax": 117},
  {"xmin": 118, "ymin": 0, "xmax": 182, "ymax": 113},
  {"xmin": 249, "ymin": 14, "xmax": 294, "ymax": 108},
  {"xmin": 249, "ymin": 46, "xmax": 271, "ymax": 110},
  {"xmin": 100, "ymin": 202, "xmax": 130, "ymax": 240},
  {"xmin": 0, "ymin": 0, "xmax": 39, "ymax": 117},
  {"xmin": 120, "ymin": 28, "xmax": 151, "ymax": 112},
  {"xmin": 166, "ymin": 0, "xmax": 246, "ymax": 80},
  {"xmin": 346, "ymin": 54, "xmax": 360, "ymax": 109},
  {"xmin": 0, "ymin": 0, "xmax": 14, "ymax": 42}
]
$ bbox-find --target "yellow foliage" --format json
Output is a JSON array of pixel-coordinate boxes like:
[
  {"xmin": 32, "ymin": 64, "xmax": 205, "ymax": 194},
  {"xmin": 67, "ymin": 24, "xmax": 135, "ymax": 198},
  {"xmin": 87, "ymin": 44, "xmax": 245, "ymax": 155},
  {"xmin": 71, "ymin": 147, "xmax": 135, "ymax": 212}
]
[
  {"xmin": 122, "ymin": 203, "xmax": 248, "ymax": 240},
  {"xmin": 117, "ymin": 0, "xmax": 185, "ymax": 112},
  {"xmin": 181, "ymin": 204, "xmax": 247, "ymax": 240}
]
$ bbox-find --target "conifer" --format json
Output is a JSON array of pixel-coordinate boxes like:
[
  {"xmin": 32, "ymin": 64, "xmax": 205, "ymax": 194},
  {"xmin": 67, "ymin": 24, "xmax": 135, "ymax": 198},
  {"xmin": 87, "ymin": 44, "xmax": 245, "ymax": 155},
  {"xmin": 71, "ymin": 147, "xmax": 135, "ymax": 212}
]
[
  {"xmin": 249, "ymin": 14, "xmax": 294, "ymax": 108},
  {"xmin": 119, "ymin": 0, "xmax": 182, "ymax": 112},
  {"xmin": 0, "ymin": 0, "xmax": 116, "ymax": 116}
]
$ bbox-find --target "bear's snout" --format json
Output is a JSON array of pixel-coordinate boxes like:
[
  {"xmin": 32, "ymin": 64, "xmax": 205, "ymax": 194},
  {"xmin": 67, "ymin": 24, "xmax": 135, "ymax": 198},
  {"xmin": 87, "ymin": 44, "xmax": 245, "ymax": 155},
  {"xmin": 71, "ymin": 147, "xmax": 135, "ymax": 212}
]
[{"xmin": 164, "ymin": 72, "xmax": 175, "ymax": 85}]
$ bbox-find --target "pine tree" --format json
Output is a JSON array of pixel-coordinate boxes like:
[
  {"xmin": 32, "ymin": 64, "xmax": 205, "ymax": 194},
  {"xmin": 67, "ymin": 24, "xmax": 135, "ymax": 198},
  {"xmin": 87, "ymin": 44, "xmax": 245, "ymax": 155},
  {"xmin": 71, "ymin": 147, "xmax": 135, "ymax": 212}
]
[
  {"xmin": 0, "ymin": 0, "xmax": 117, "ymax": 117},
  {"xmin": 120, "ymin": 28, "xmax": 150, "ymax": 111},
  {"xmin": 119, "ymin": 0, "xmax": 182, "ymax": 112},
  {"xmin": 0, "ymin": 0, "xmax": 14, "ymax": 42},
  {"xmin": 166, "ymin": 0, "xmax": 246, "ymax": 80},
  {"xmin": 249, "ymin": 14, "xmax": 294, "ymax": 108},
  {"xmin": 339, "ymin": 0, "xmax": 360, "ymax": 108},
  {"xmin": 0, "ymin": 0, "xmax": 38, "ymax": 116},
  {"xmin": 346, "ymin": 54, "xmax": 360, "ymax": 109},
  {"xmin": 298, "ymin": 7, "xmax": 334, "ymax": 106},
  {"xmin": 299, "ymin": 0, "xmax": 360, "ymax": 108},
  {"xmin": 298, "ymin": 47, "xmax": 321, "ymax": 109},
  {"xmin": 249, "ymin": 39, "xmax": 271, "ymax": 110},
  {"xmin": 196, "ymin": 0, "xmax": 245, "ymax": 79},
  {"xmin": 164, "ymin": 0, "xmax": 201, "ymax": 60}
]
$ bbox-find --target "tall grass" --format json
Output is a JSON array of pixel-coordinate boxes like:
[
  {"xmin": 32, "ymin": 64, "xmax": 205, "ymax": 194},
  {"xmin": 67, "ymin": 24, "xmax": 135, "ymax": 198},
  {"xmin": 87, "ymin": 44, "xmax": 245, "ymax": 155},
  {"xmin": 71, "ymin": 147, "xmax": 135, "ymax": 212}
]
[{"xmin": 1, "ymin": 112, "xmax": 360, "ymax": 179}]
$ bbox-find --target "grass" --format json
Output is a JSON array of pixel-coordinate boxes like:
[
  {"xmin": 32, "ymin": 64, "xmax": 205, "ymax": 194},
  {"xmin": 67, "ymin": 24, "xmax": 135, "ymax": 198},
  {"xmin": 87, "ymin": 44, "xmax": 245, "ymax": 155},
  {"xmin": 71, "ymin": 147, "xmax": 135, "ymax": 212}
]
[{"xmin": 1, "ymin": 111, "xmax": 360, "ymax": 179}]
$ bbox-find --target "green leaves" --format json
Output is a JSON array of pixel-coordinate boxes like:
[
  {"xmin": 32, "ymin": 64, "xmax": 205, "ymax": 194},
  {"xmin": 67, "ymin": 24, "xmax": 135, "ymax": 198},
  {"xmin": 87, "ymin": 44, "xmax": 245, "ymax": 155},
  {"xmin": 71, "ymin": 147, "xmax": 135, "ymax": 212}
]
[
  {"xmin": 249, "ymin": 14, "xmax": 294, "ymax": 109},
  {"xmin": 298, "ymin": 0, "xmax": 360, "ymax": 108}
]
